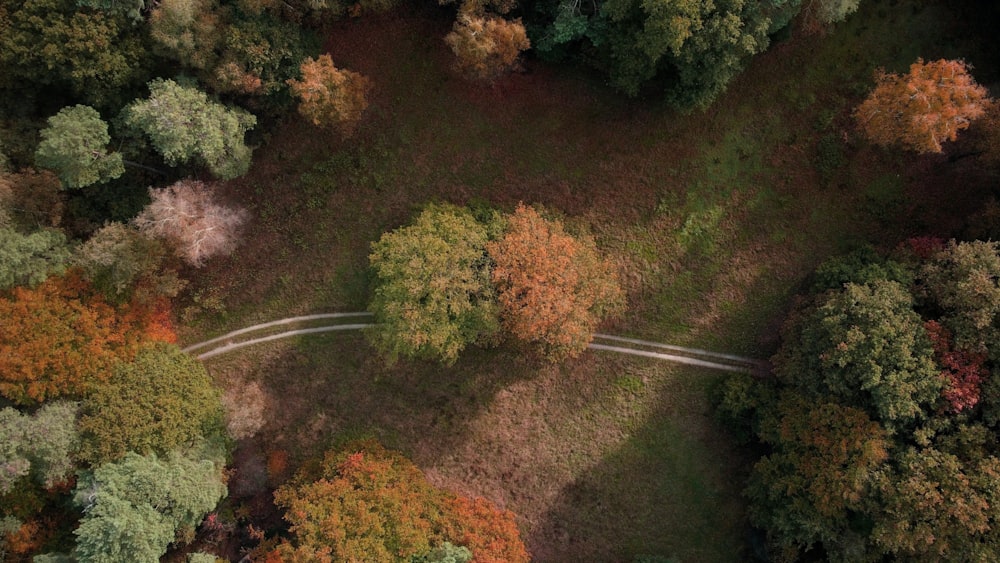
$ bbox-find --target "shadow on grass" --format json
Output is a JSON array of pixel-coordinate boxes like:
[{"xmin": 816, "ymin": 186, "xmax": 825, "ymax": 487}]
[{"xmin": 532, "ymin": 368, "xmax": 748, "ymax": 563}]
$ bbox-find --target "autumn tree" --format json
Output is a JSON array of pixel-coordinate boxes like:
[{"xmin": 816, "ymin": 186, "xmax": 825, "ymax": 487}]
[
  {"xmin": 73, "ymin": 448, "xmax": 227, "ymax": 562},
  {"xmin": 133, "ymin": 180, "xmax": 247, "ymax": 267},
  {"xmin": 72, "ymin": 222, "xmax": 184, "ymax": 304},
  {"xmin": 124, "ymin": 79, "xmax": 257, "ymax": 180},
  {"xmin": 272, "ymin": 441, "xmax": 527, "ymax": 563},
  {"xmin": 78, "ymin": 343, "xmax": 224, "ymax": 464},
  {"xmin": 0, "ymin": 272, "xmax": 167, "ymax": 405},
  {"xmin": 34, "ymin": 106, "xmax": 124, "ymax": 189},
  {"xmin": 0, "ymin": 227, "xmax": 70, "ymax": 290},
  {"xmin": 368, "ymin": 204, "xmax": 499, "ymax": 365},
  {"xmin": 773, "ymin": 280, "xmax": 941, "ymax": 430},
  {"xmin": 745, "ymin": 393, "xmax": 888, "ymax": 560},
  {"xmin": 287, "ymin": 55, "xmax": 372, "ymax": 133},
  {"xmin": 444, "ymin": 14, "xmax": 530, "ymax": 81},
  {"xmin": 487, "ymin": 204, "xmax": 624, "ymax": 360},
  {"xmin": 925, "ymin": 320, "xmax": 987, "ymax": 413},
  {"xmin": 0, "ymin": 402, "xmax": 80, "ymax": 494},
  {"xmin": 871, "ymin": 447, "xmax": 1000, "ymax": 560},
  {"xmin": 148, "ymin": 0, "xmax": 220, "ymax": 70},
  {"xmin": 855, "ymin": 59, "xmax": 991, "ymax": 154}
]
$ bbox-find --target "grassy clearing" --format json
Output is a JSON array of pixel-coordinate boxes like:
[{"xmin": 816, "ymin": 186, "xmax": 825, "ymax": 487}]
[{"xmin": 181, "ymin": 0, "xmax": 995, "ymax": 559}]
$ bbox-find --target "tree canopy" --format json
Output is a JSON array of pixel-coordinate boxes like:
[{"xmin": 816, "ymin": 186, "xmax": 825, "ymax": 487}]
[
  {"xmin": 855, "ymin": 58, "xmax": 991, "ymax": 154},
  {"xmin": 124, "ymin": 79, "xmax": 257, "ymax": 180},
  {"xmin": 34, "ymin": 105, "xmax": 124, "ymax": 189},
  {"xmin": 287, "ymin": 54, "xmax": 371, "ymax": 133},
  {"xmin": 367, "ymin": 203, "xmax": 499, "ymax": 365},
  {"xmin": 0, "ymin": 227, "xmax": 70, "ymax": 290}
]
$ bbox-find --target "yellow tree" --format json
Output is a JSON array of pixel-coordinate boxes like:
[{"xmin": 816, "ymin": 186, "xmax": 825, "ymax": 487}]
[
  {"xmin": 855, "ymin": 58, "xmax": 991, "ymax": 154},
  {"xmin": 287, "ymin": 55, "xmax": 372, "ymax": 134},
  {"xmin": 444, "ymin": 14, "xmax": 530, "ymax": 81}
]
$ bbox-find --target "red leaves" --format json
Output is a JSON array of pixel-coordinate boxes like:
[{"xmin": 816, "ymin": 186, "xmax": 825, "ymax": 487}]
[{"xmin": 925, "ymin": 320, "xmax": 986, "ymax": 413}]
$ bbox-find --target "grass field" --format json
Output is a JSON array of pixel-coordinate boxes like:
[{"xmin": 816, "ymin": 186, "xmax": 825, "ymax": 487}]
[{"xmin": 180, "ymin": 1, "xmax": 996, "ymax": 560}]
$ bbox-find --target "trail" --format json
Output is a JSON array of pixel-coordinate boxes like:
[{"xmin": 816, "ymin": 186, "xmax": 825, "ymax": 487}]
[{"xmin": 183, "ymin": 313, "xmax": 767, "ymax": 373}]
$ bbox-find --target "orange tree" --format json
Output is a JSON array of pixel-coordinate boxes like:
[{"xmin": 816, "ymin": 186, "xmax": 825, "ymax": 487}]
[
  {"xmin": 487, "ymin": 204, "xmax": 624, "ymax": 360},
  {"xmin": 271, "ymin": 440, "xmax": 528, "ymax": 563},
  {"xmin": 287, "ymin": 55, "xmax": 372, "ymax": 134},
  {"xmin": 0, "ymin": 271, "xmax": 173, "ymax": 405},
  {"xmin": 854, "ymin": 58, "xmax": 991, "ymax": 154}
]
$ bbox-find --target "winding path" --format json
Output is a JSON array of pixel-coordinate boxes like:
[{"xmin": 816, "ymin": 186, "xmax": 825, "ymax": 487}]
[{"xmin": 183, "ymin": 313, "xmax": 768, "ymax": 373}]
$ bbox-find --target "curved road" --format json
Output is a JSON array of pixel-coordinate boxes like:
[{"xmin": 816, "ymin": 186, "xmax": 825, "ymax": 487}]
[{"xmin": 183, "ymin": 313, "xmax": 768, "ymax": 373}]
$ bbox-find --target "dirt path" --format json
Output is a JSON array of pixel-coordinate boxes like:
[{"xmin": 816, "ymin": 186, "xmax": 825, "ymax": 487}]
[{"xmin": 184, "ymin": 313, "xmax": 767, "ymax": 373}]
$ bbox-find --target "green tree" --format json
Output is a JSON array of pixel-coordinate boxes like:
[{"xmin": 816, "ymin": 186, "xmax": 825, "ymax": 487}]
[
  {"xmin": 746, "ymin": 393, "xmax": 887, "ymax": 561},
  {"xmin": 0, "ymin": 0, "xmax": 148, "ymax": 104},
  {"xmin": 78, "ymin": 343, "xmax": 224, "ymax": 464},
  {"xmin": 920, "ymin": 240, "xmax": 1000, "ymax": 355},
  {"xmin": 72, "ymin": 222, "xmax": 184, "ymax": 304},
  {"xmin": 368, "ymin": 204, "xmax": 499, "ymax": 365},
  {"xmin": 35, "ymin": 106, "xmax": 124, "ymax": 189},
  {"xmin": 0, "ymin": 227, "xmax": 70, "ymax": 290},
  {"xmin": 872, "ymin": 447, "xmax": 1000, "ymax": 560},
  {"xmin": 73, "ymin": 448, "xmax": 227, "ymax": 563},
  {"xmin": 148, "ymin": 0, "xmax": 220, "ymax": 70},
  {"xmin": 0, "ymin": 401, "xmax": 80, "ymax": 494},
  {"xmin": 124, "ymin": 79, "xmax": 257, "ymax": 180},
  {"xmin": 774, "ymin": 280, "xmax": 941, "ymax": 430}
]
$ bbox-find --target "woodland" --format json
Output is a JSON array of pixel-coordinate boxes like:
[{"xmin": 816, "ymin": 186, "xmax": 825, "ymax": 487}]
[{"xmin": 1, "ymin": 0, "xmax": 1000, "ymax": 561}]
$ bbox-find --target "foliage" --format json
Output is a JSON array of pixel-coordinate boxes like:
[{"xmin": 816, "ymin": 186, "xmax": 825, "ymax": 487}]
[
  {"xmin": 854, "ymin": 58, "xmax": 990, "ymax": 154},
  {"xmin": 124, "ymin": 79, "xmax": 257, "ymax": 180},
  {"xmin": 72, "ymin": 222, "xmax": 184, "ymax": 304},
  {"xmin": 810, "ymin": 245, "xmax": 912, "ymax": 293},
  {"xmin": 220, "ymin": 380, "xmax": 268, "ymax": 440},
  {"xmin": 487, "ymin": 204, "xmax": 624, "ymax": 360},
  {"xmin": 73, "ymin": 449, "xmax": 227, "ymax": 563},
  {"xmin": 871, "ymin": 447, "xmax": 1000, "ymax": 560},
  {"xmin": 34, "ymin": 105, "xmax": 124, "ymax": 189},
  {"xmin": 78, "ymin": 342, "xmax": 224, "ymax": 464},
  {"xmin": 925, "ymin": 320, "xmax": 986, "ymax": 413},
  {"xmin": 0, "ymin": 227, "xmax": 70, "ymax": 290},
  {"xmin": 148, "ymin": 0, "xmax": 221, "ymax": 70},
  {"xmin": 272, "ymin": 441, "xmax": 527, "ymax": 563},
  {"xmin": 0, "ymin": 401, "xmax": 80, "ymax": 494},
  {"xmin": 368, "ymin": 204, "xmax": 499, "ymax": 365},
  {"xmin": 413, "ymin": 542, "xmax": 472, "ymax": 563},
  {"xmin": 133, "ymin": 180, "xmax": 248, "ymax": 267},
  {"xmin": 746, "ymin": 392, "xmax": 888, "ymax": 560},
  {"xmin": 0, "ymin": 0, "xmax": 148, "ymax": 105},
  {"xmin": 919, "ymin": 240, "xmax": 1000, "ymax": 355},
  {"xmin": 287, "ymin": 55, "xmax": 371, "ymax": 133},
  {"xmin": 0, "ymin": 272, "xmax": 169, "ymax": 405},
  {"xmin": 272, "ymin": 441, "xmax": 445, "ymax": 562},
  {"xmin": 774, "ymin": 280, "xmax": 941, "ymax": 430},
  {"xmin": 444, "ymin": 15, "xmax": 531, "ymax": 81}
]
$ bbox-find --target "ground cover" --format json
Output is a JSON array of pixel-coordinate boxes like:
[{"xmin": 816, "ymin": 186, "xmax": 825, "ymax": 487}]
[{"xmin": 177, "ymin": 0, "xmax": 996, "ymax": 559}]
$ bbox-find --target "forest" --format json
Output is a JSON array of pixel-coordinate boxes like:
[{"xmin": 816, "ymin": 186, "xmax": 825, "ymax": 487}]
[{"xmin": 1, "ymin": 0, "xmax": 1000, "ymax": 560}]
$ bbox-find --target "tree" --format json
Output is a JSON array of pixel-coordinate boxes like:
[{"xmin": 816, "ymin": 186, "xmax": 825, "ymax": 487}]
[
  {"xmin": 774, "ymin": 280, "xmax": 941, "ymax": 430},
  {"xmin": 72, "ymin": 222, "xmax": 184, "ymax": 304},
  {"xmin": 34, "ymin": 105, "xmax": 124, "ymax": 189},
  {"xmin": 0, "ymin": 227, "xmax": 70, "ymax": 290},
  {"xmin": 73, "ymin": 449, "xmax": 227, "ymax": 563},
  {"xmin": 78, "ymin": 343, "xmax": 224, "ymax": 465},
  {"xmin": 0, "ymin": 0, "xmax": 148, "ymax": 104},
  {"xmin": 871, "ymin": 447, "xmax": 1000, "ymax": 561},
  {"xmin": 745, "ymin": 393, "xmax": 888, "ymax": 561},
  {"xmin": 444, "ymin": 15, "xmax": 530, "ymax": 81},
  {"xmin": 287, "ymin": 55, "xmax": 372, "ymax": 133},
  {"xmin": 368, "ymin": 204, "xmax": 499, "ymax": 365},
  {"xmin": 272, "ymin": 441, "xmax": 528, "ymax": 563},
  {"xmin": 133, "ymin": 180, "xmax": 247, "ymax": 267},
  {"xmin": 0, "ymin": 402, "xmax": 80, "ymax": 494},
  {"xmin": 925, "ymin": 320, "xmax": 986, "ymax": 413},
  {"xmin": 0, "ymin": 272, "xmax": 166, "ymax": 405},
  {"xmin": 487, "ymin": 204, "xmax": 624, "ymax": 360},
  {"xmin": 124, "ymin": 79, "xmax": 257, "ymax": 180},
  {"xmin": 148, "ymin": 0, "xmax": 220, "ymax": 70},
  {"xmin": 855, "ymin": 59, "xmax": 991, "ymax": 154},
  {"xmin": 272, "ymin": 442, "xmax": 444, "ymax": 562},
  {"xmin": 919, "ymin": 240, "xmax": 1000, "ymax": 355}
]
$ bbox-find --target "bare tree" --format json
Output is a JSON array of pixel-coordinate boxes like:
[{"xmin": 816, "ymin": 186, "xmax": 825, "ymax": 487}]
[{"xmin": 133, "ymin": 180, "xmax": 247, "ymax": 267}]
